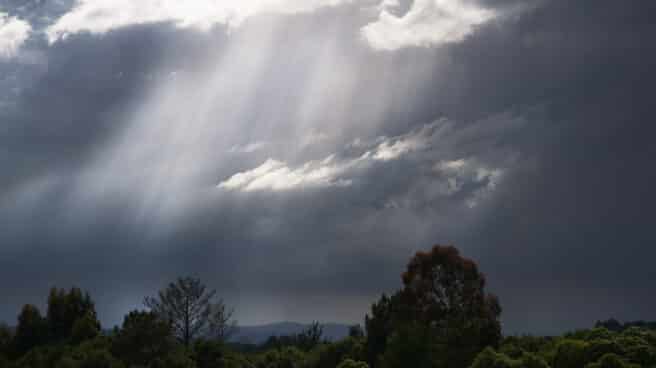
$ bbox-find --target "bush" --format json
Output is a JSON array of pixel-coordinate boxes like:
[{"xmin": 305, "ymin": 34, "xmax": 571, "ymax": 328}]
[
  {"xmin": 71, "ymin": 314, "xmax": 101, "ymax": 344},
  {"xmin": 553, "ymin": 339, "xmax": 588, "ymax": 368},
  {"xmin": 336, "ymin": 359, "xmax": 369, "ymax": 368},
  {"xmin": 585, "ymin": 339, "xmax": 622, "ymax": 363},
  {"xmin": 469, "ymin": 347, "xmax": 519, "ymax": 368},
  {"xmin": 585, "ymin": 353, "xmax": 638, "ymax": 368},
  {"xmin": 520, "ymin": 352, "xmax": 550, "ymax": 368},
  {"xmin": 305, "ymin": 337, "xmax": 365, "ymax": 368}
]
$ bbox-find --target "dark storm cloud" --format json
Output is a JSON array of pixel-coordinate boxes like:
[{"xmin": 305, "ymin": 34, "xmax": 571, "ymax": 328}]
[{"xmin": 1, "ymin": 0, "xmax": 655, "ymax": 333}]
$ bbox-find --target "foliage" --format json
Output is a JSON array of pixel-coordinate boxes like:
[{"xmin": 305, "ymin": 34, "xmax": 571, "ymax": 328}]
[
  {"xmin": 380, "ymin": 323, "xmax": 437, "ymax": 368},
  {"xmin": 145, "ymin": 276, "xmax": 235, "ymax": 347},
  {"xmin": 304, "ymin": 337, "xmax": 365, "ymax": 368},
  {"xmin": 47, "ymin": 287, "xmax": 99, "ymax": 343},
  {"xmin": 254, "ymin": 346, "xmax": 305, "ymax": 368},
  {"xmin": 366, "ymin": 245, "xmax": 502, "ymax": 368},
  {"xmin": 261, "ymin": 322, "xmax": 325, "ymax": 352},
  {"xmin": 0, "ymin": 322, "xmax": 12, "ymax": 355},
  {"xmin": 70, "ymin": 313, "xmax": 100, "ymax": 345},
  {"xmin": 192, "ymin": 339, "xmax": 226, "ymax": 368},
  {"xmin": 336, "ymin": 359, "xmax": 369, "ymax": 368},
  {"xmin": 348, "ymin": 325, "xmax": 364, "ymax": 339},
  {"xmin": 2, "ymin": 248, "xmax": 656, "ymax": 368},
  {"xmin": 585, "ymin": 353, "xmax": 639, "ymax": 368},
  {"xmin": 552, "ymin": 339, "xmax": 588, "ymax": 368},
  {"xmin": 13, "ymin": 304, "xmax": 49, "ymax": 357},
  {"xmin": 111, "ymin": 310, "xmax": 176, "ymax": 366}
]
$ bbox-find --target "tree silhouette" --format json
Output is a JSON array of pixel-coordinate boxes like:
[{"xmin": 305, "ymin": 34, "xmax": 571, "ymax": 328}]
[
  {"xmin": 111, "ymin": 310, "xmax": 175, "ymax": 366},
  {"xmin": 12, "ymin": 304, "xmax": 48, "ymax": 356},
  {"xmin": 144, "ymin": 276, "xmax": 234, "ymax": 347},
  {"xmin": 399, "ymin": 245, "xmax": 502, "ymax": 367},
  {"xmin": 367, "ymin": 245, "xmax": 502, "ymax": 368},
  {"xmin": 47, "ymin": 287, "xmax": 99, "ymax": 342}
]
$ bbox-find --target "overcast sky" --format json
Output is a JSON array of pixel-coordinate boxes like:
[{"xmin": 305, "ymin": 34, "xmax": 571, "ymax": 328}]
[{"xmin": 0, "ymin": 0, "xmax": 655, "ymax": 335}]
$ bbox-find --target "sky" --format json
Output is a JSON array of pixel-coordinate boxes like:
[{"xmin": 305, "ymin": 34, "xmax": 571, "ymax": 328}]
[{"xmin": 0, "ymin": 0, "xmax": 655, "ymax": 335}]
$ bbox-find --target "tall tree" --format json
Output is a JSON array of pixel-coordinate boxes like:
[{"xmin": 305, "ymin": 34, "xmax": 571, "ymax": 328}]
[
  {"xmin": 297, "ymin": 322, "xmax": 324, "ymax": 351},
  {"xmin": 367, "ymin": 245, "xmax": 502, "ymax": 368},
  {"xmin": 47, "ymin": 287, "xmax": 99, "ymax": 341},
  {"xmin": 12, "ymin": 304, "xmax": 48, "ymax": 356},
  {"xmin": 144, "ymin": 276, "xmax": 234, "ymax": 346},
  {"xmin": 207, "ymin": 300, "xmax": 236, "ymax": 343},
  {"xmin": 402, "ymin": 245, "xmax": 502, "ymax": 367},
  {"xmin": 111, "ymin": 310, "xmax": 175, "ymax": 366}
]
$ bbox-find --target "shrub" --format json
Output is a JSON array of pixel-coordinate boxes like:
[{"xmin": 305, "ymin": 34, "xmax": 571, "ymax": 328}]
[
  {"xmin": 337, "ymin": 359, "xmax": 369, "ymax": 368},
  {"xmin": 553, "ymin": 339, "xmax": 588, "ymax": 368}
]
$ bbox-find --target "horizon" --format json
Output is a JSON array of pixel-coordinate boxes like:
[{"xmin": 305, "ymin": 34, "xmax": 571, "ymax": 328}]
[{"xmin": 1, "ymin": 0, "xmax": 655, "ymax": 338}]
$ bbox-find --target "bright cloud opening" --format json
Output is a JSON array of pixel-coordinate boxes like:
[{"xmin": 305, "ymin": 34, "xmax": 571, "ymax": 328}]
[
  {"xmin": 46, "ymin": 0, "xmax": 353, "ymax": 43},
  {"xmin": 362, "ymin": 0, "xmax": 496, "ymax": 50},
  {"xmin": 0, "ymin": 13, "xmax": 31, "ymax": 58}
]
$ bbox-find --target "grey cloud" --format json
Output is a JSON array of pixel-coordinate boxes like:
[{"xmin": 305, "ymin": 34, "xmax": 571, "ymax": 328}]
[{"xmin": 0, "ymin": 0, "xmax": 655, "ymax": 334}]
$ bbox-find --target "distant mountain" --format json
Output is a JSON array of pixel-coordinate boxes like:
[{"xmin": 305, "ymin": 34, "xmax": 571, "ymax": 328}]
[{"xmin": 230, "ymin": 322, "xmax": 351, "ymax": 345}]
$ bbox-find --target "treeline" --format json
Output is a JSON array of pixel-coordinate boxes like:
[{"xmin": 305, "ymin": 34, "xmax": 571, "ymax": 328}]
[{"xmin": 0, "ymin": 245, "xmax": 654, "ymax": 368}]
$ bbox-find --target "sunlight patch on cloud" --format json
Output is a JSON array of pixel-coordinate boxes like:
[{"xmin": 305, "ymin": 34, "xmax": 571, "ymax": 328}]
[
  {"xmin": 0, "ymin": 13, "xmax": 31, "ymax": 58},
  {"xmin": 362, "ymin": 0, "xmax": 496, "ymax": 50},
  {"xmin": 218, "ymin": 156, "xmax": 355, "ymax": 192},
  {"xmin": 219, "ymin": 121, "xmax": 446, "ymax": 192},
  {"xmin": 46, "ymin": 0, "xmax": 353, "ymax": 42},
  {"xmin": 434, "ymin": 158, "xmax": 504, "ymax": 207}
]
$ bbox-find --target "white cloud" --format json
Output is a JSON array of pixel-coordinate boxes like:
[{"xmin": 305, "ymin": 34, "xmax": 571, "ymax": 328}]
[
  {"xmin": 218, "ymin": 156, "xmax": 354, "ymax": 192},
  {"xmin": 46, "ymin": 0, "xmax": 353, "ymax": 42},
  {"xmin": 219, "ymin": 121, "xmax": 444, "ymax": 192},
  {"xmin": 361, "ymin": 0, "xmax": 496, "ymax": 50},
  {"xmin": 371, "ymin": 122, "xmax": 439, "ymax": 161},
  {"xmin": 434, "ymin": 158, "xmax": 504, "ymax": 207},
  {"xmin": 0, "ymin": 13, "xmax": 31, "ymax": 58}
]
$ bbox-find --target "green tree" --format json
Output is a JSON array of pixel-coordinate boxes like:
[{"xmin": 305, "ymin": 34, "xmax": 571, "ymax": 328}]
[
  {"xmin": 111, "ymin": 310, "xmax": 175, "ymax": 366},
  {"xmin": 297, "ymin": 322, "xmax": 324, "ymax": 351},
  {"xmin": 71, "ymin": 313, "xmax": 101, "ymax": 345},
  {"xmin": 47, "ymin": 287, "xmax": 99, "ymax": 342},
  {"xmin": 208, "ymin": 301, "xmax": 237, "ymax": 343},
  {"xmin": 149, "ymin": 348, "xmax": 197, "ymax": 368},
  {"xmin": 145, "ymin": 277, "xmax": 234, "ymax": 347},
  {"xmin": 364, "ymin": 294, "xmax": 395, "ymax": 368},
  {"xmin": 470, "ymin": 347, "xmax": 519, "ymax": 368},
  {"xmin": 553, "ymin": 340, "xmax": 588, "ymax": 368},
  {"xmin": 366, "ymin": 245, "xmax": 502, "ymax": 368},
  {"xmin": 585, "ymin": 353, "xmax": 639, "ymax": 368},
  {"xmin": 12, "ymin": 304, "xmax": 48, "ymax": 356},
  {"xmin": 348, "ymin": 325, "xmax": 365, "ymax": 339},
  {"xmin": 305, "ymin": 336, "xmax": 365, "ymax": 368},
  {"xmin": 380, "ymin": 323, "xmax": 436, "ymax": 368},
  {"xmin": 0, "ymin": 322, "xmax": 12, "ymax": 356},
  {"xmin": 192, "ymin": 339, "xmax": 225, "ymax": 368}
]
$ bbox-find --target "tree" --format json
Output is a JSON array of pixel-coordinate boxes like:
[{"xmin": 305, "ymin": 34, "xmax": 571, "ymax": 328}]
[
  {"xmin": 380, "ymin": 323, "xmax": 437, "ymax": 368},
  {"xmin": 365, "ymin": 245, "xmax": 502, "ymax": 368},
  {"xmin": 0, "ymin": 323, "xmax": 12, "ymax": 356},
  {"xmin": 71, "ymin": 313, "xmax": 101, "ymax": 344},
  {"xmin": 145, "ymin": 277, "xmax": 234, "ymax": 347},
  {"xmin": 364, "ymin": 294, "xmax": 395, "ymax": 368},
  {"xmin": 553, "ymin": 340, "xmax": 588, "ymax": 368},
  {"xmin": 348, "ymin": 325, "xmax": 364, "ymax": 339},
  {"xmin": 47, "ymin": 287, "xmax": 99, "ymax": 342},
  {"xmin": 207, "ymin": 301, "xmax": 236, "ymax": 343},
  {"xmin": 297, "ymin": 322, "xmax": 324, "ymax": 351},
  {"xmin": 111, "ymin": 310, "xmax": 175, "ymax": 366},
  {"xmin": 12, "ymin": 304, "xmax": 48, "ymax": 356}
]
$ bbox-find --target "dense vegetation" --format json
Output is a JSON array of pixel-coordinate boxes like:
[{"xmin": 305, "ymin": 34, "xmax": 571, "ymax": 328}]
[{"xmin": 0, "ymin": 245, "xmax": 654, "ymax": 368}]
